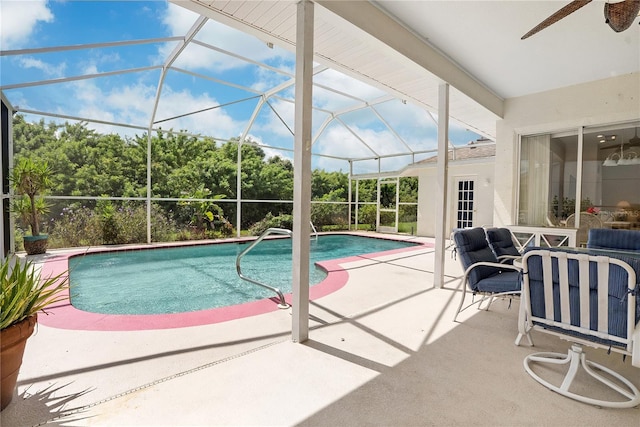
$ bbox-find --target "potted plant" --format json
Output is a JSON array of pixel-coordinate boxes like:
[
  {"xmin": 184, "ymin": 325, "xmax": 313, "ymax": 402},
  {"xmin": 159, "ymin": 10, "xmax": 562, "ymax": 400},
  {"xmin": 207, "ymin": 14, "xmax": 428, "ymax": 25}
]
[
  {"xmin": 0, "ymin": 255, "xmax": 68, "ymax": 410},
  {"xmin": 9, "ymin": 158, "xmax": 53, "ymax": 255}
]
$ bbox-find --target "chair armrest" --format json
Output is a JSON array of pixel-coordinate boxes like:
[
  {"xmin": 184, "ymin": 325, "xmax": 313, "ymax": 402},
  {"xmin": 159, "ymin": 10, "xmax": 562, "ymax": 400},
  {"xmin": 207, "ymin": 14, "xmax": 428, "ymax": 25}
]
[
  {"xmin": 464, "ymin": 261, "xmax": 521, "ymax": 276},
  {"xmin": 498, "ymin": 255, "xmax": 522, "ymax": 264}
]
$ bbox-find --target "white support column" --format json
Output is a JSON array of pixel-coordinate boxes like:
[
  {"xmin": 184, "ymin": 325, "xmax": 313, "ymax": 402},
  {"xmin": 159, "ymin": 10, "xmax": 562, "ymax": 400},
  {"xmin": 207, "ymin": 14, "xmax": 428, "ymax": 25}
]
[
  {"xmin": 348, "ymin": 160, "xmax": 352, "ymax": 231},
  {"xmin": 574, "ymin": 127, "xmax": 584, "ymax": 228},
  {"xmin": 376, "ymin": 175, "xmax": 381, "ymax": 231},
  {"xmin": 434, "ymin": 83, "xmax": 449, "ymax": 288},
  {"xmin": 292, "ymin": 0, "xmax": 314, "ymax": 343},
  {"xmin": 236, "ymin": 141, "xmax": 242, "ymax": 238}
]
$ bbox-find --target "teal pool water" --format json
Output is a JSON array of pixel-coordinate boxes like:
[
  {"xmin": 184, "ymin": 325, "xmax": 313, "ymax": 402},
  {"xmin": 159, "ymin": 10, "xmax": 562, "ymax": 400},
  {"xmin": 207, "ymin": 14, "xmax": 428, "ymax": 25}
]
[{"xmin": 69, "ymin": 234, "xmax": 418, "ymax": 315}]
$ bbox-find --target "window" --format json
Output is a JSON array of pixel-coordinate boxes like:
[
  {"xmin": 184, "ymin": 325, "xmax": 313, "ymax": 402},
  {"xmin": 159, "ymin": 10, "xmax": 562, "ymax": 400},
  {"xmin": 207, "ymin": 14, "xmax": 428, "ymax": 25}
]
[
  {"xmin": 455, "ymin": 178, "xmax": 475, "ymax": 229},
  {"xmin": 518, "ymin": 122, "xmax": 640, "ymax": 231}
]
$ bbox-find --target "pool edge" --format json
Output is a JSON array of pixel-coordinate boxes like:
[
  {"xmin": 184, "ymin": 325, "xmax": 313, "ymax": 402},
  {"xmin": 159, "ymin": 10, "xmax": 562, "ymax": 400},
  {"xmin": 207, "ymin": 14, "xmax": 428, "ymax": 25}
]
[{"xmin": 37, "ymin": 234, "xmax": 432, "ymax": 331}]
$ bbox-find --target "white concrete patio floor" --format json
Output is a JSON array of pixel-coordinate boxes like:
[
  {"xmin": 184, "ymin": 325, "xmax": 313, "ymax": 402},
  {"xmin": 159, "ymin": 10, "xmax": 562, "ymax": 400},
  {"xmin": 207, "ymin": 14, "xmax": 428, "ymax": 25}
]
[{"xmin": 2, "ymin": 233, "xmax": 639, "ymax": 426}]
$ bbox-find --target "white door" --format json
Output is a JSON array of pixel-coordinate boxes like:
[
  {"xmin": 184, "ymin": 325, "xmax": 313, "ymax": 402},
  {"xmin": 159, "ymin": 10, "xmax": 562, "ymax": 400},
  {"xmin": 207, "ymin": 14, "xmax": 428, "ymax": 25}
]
[{"xmin": 453, "ymin": 178, "xmax": 476, "ymax": 230}]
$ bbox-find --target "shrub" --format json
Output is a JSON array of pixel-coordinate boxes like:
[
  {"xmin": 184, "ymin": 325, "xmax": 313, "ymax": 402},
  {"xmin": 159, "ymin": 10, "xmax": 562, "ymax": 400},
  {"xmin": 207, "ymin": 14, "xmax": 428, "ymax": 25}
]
[
  {"xmin": 311, "ymin": 202, "xmax": 348, "ymax": 228},
  {"xmin": 48, "ymin": 205, "xmax": 102, "ymax": 248},
  {"xmin": 357, "ymin": 204, "xmax": 377, "ymax": 230},
  {"xmin": 49, "ymin": 202, "xmax": 177, "ymax": 247},
  {"xmin": 248, "ymin": 213, "xmax": 293, "ymax": 235}
]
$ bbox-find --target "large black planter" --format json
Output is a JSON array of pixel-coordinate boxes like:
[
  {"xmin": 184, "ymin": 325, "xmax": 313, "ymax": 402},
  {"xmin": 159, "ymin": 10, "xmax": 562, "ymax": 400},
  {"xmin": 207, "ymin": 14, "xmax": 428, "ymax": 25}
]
[{"xmin": 23, "ymin": 235, "xmax": 48, "ymax": 255}]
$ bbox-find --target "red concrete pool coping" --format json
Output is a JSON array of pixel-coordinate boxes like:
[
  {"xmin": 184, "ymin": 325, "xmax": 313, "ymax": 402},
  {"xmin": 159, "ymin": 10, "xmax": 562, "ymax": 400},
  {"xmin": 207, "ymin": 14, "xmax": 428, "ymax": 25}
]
[{"xmin": 38, "ymin": 236, "xmax": 431, "ymax": 331}]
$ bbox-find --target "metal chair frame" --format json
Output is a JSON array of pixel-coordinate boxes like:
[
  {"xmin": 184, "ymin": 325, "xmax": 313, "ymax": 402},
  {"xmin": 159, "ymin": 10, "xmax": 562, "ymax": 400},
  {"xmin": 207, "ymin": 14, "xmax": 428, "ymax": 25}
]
[{"xmin": 515, "ymin": 249, "xmax": 640, "ymax": 408}]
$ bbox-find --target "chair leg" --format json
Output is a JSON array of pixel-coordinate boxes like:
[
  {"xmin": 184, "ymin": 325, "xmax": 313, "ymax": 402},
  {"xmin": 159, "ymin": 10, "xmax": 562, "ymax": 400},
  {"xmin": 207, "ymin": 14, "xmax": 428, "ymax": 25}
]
[
  {"xmin": 514, "ymin": 332, "xmax": 534, "ymax": 347},
  {"xmin": 478, "ymin": 295, "xmax": 495, "ymax": 311},
  {"xmin": 515, "ymin": 302, "xmax": 534, "ymax": 347},
  {"xmin": 523, "ymin": 344, "xmax": 640, "ymax": 408},
  {"xmin": 453, "ymin": 277, "xmax": 468, "ymax": 322}
]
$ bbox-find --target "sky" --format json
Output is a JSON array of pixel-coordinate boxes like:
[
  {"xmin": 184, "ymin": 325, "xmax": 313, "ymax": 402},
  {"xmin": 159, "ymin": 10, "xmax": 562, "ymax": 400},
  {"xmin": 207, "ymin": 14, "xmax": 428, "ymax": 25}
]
[{"xmin": 0, "ymin": 0, "xmax": 483, "ymax": 174}]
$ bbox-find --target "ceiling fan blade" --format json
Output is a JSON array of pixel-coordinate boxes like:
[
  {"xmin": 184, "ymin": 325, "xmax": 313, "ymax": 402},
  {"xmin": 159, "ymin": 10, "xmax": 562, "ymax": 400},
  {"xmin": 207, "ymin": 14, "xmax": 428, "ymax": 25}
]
[
  {"xmin": 605, "ymin": 0, "xmax": 640, "ymax": 32},
  {"xmin": 522, "ymin": 0, "xmax": 593, "ymax": 40}
]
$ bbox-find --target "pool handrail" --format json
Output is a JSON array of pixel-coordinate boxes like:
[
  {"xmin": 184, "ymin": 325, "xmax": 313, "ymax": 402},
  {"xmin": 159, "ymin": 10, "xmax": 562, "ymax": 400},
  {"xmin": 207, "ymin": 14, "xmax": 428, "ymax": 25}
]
[{"xmin": 236, "ymin": 228, "xmax": 293, "ymax": 309}]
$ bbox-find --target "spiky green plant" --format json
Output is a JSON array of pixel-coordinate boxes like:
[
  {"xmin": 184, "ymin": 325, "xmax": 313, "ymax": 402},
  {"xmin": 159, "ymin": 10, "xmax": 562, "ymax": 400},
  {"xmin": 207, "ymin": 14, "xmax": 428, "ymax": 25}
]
[{"xmin": 0, "ymin": 256, "xmax": 68, "ymax": 330}]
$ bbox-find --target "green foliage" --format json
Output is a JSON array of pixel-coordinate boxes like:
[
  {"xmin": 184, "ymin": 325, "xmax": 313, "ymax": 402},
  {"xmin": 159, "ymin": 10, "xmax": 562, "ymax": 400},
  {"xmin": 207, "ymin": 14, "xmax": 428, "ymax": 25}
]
[
  {"xmin": 398, "ymin": 222, "xmax": 417, "ymax": 234},
  {"xmin": 96, "ymin": 199, "xmax": 122, "ymax": 244},
  {"xmin": 11, "ymin": 196, "xmax": 50, "ymax": 235},
  {"xmin": 48, "ymin": 205, "xmax": 101, "ymax": 247},
  {"xmin": 12, "ymin": 115, "xmax": 419, "ymax": 243},
  {"xmin": 311, "ymin": 190, "xmax": 348, "ymax": 228},
  {"xmin": 248, "ymin": 213, "xmax": 293, "ymax": 235},
  {"xmin": 356, "ymin": 204, "xmax": 377, "ymax": 230},
  {"xmin": 9, "ymin": 158, "xmax": 53, "ymax": 236},
  {"xmin": 399, "ymin": 204, "xmax": 417, "ymax": 223},
  {"xmin": 48, "ymin": 203, "xmax": 176, "ymax": 247},
  {"xmin": 177, "ymin": 185, "xmax": 228, "ymax": 234},
  {"xmin": 1, "ymin": 256, "xmax": 68, "ymax": 329},
  {"xmin": 552, "ymin": 196, "xmax": 593, "ymax": 219},
  {"xmin": 352, "ymin": 179, "xmax": 377, "ymax": 202}
]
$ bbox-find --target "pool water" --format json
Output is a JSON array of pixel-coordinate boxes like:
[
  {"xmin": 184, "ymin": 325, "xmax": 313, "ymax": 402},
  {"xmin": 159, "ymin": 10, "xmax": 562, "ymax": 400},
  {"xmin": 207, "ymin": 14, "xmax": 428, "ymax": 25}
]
[{"xmin": 69, "ymin": 234, "xmax": 418, "ymax": 315}]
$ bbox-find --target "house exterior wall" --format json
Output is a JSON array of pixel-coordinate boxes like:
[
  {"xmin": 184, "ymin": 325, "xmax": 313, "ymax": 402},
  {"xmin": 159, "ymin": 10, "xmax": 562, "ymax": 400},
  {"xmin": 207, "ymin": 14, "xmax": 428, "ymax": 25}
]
[
  {"xmin": 494, "ymin": 72, "xmax": 640, "ymax": 227},
  {"xmin": 417, "ymin": 161, "xmax": 494, "ymax": 237}
]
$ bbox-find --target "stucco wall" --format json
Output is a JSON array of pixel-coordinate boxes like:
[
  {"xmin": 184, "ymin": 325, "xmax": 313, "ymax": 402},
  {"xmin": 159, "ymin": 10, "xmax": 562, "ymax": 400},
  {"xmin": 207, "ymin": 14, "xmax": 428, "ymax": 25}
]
[
  {"xmin": 494, "ymin": 72, "xmax": 640, "ymax": 227},
  {"xmin": 417, "ymin": 160, "xmax": 495, "ymax": 237}
]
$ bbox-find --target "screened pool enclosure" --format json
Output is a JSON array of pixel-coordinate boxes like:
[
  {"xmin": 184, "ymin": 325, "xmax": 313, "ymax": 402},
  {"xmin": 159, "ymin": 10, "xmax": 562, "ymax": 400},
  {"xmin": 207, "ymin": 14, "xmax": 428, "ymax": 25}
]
[{"xmin": 1, "ymin": 0, "xmax": 488, "ymax": 254}]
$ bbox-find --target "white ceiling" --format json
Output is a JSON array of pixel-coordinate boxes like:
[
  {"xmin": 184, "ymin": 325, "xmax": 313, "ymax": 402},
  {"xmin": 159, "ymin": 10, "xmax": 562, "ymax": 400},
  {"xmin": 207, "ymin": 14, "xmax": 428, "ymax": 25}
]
[
  {"xmin": 375, "ymin": 0, "xmax": 640, "ymax": 99},
  {"xmin": 178, "ymin": 0, "xmax": 640, "ymax": 140}
]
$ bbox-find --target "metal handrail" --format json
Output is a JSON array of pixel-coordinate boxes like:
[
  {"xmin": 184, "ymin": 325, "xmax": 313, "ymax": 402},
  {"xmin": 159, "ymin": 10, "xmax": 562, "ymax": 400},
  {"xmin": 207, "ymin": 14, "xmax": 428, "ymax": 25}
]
[
  {"xmin": 310, "ymin": 221, "xmax": 318, "ymax": 241},
  {"xmin": 236, "ymin": 228, "xmax": 292, "ymax": 309}
]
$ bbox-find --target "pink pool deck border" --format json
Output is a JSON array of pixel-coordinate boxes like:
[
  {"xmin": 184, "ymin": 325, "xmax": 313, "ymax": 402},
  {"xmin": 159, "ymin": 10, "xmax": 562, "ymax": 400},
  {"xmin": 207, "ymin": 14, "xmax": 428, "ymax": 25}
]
[{"xmin": 37, "ymin": 235, "xmax": 432, "ymax": 331}]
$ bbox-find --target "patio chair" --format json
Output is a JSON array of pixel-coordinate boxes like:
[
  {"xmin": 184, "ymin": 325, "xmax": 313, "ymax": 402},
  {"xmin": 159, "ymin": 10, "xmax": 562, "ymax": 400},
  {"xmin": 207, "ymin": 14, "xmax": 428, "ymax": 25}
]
[
  {"xmin": 515, "ymin": 249, "xmax": 640, "ymax": 408},
  {"xmin": 452, "ymin": 227, "xmax": 522, "ymax": 322},
  {"xmin": 587, "ymin": 228, "xmax": 640, "ymax": 253},
  {"xmin": 565, "ymin": 212, "xmax": 603, "ymax": 247},
  {"xmin": 485, "ymin": 227, "xmax": 522, "ymax": 264}
]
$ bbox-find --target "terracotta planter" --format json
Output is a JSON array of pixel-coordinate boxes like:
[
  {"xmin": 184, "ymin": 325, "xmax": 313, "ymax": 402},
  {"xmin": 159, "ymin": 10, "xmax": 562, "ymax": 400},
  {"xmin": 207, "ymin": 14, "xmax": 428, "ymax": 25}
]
[
  {"xmin": 23, "ymin": 235, "xmax": 48, "ymax": 255},
  {"xmin": 0, "ymin": 315, "xmax": 37, "ymax": 411}
]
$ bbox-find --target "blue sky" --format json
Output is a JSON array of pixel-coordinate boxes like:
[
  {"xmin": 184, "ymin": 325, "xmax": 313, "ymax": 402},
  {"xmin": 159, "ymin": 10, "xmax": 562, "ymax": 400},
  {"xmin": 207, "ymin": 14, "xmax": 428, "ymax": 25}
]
[{"xmin": 1, "ymin": 0, "xmax": 482, "ymax": 173}]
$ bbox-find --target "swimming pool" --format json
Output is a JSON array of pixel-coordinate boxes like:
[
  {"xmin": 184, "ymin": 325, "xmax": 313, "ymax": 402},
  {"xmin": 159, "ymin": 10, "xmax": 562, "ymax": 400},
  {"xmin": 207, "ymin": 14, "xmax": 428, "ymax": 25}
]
[{"xmin": 68, "ymin": 234, "xmax": 420, "ymax": 316}]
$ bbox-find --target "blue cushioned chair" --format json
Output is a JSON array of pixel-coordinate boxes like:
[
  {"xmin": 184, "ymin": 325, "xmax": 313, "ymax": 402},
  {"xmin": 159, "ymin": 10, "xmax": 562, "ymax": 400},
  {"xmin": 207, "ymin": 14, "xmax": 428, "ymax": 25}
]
[
  {"xmin": 587, "ymin": 228, "xmax": 640, "ymax": 252},
  {"xmin": 516, "ymin": 248, "xmax": 640, "ymax": 408},
  {"xmin": 452, "ymin": 227, "xmax": 522, "ymax": 322},
  {"xmin": 485, "ymin": 227, "xmax": 522, "ymax": 264}
]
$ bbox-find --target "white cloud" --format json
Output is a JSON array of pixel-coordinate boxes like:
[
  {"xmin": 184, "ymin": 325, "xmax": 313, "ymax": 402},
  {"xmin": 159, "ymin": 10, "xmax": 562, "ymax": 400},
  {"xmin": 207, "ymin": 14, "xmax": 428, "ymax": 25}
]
[
  {"xmin": 246, "ymin": 133, "xmax": 293, "ymax": 163},
  {"xmin": 154, "ymin": 87, "xmax": 245, "ymax": 138},
  {"xmin": 17, "ymin": 56, "xmax": 66, "ymax": 77},
  {"xmin": 314, "ymin": 124, "xmax": 376, "ymax": 160},
  {"xmin": 60, "ymin": 77, "xmax": 245, "ymax": 139},
  {"xmin": 0, "ymin": 0, "xmax": 53, "ymax": 49}
]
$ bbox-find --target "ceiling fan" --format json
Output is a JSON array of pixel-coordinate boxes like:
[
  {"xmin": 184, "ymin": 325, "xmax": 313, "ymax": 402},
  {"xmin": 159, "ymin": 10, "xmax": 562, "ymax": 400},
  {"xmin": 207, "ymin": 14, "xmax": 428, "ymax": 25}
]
[{"xmin": 522, "ymin": 0, "xmax": 640, "ymax": 40}]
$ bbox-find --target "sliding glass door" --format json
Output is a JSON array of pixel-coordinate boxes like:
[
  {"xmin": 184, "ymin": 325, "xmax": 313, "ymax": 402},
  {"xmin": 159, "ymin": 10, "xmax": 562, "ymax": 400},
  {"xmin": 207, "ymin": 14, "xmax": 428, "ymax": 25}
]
[{"xmin": 517, "ymin": 121, "xmax": 640, "ymax": 236}]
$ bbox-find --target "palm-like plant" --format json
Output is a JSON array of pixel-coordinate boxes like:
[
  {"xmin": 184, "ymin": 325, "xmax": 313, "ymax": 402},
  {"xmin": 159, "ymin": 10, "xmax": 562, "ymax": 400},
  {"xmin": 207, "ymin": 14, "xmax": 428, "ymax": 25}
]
[
  {"xmin": 1, "ymin": 255, "xmax": 68, "ymax": 410},
  {"xmin": 0, "ymin": 256, "xmax": 68, "ymax": 330},
  {"xmin": 9, "ymin": 158, "xmax": 53, "ymax": 237}
]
